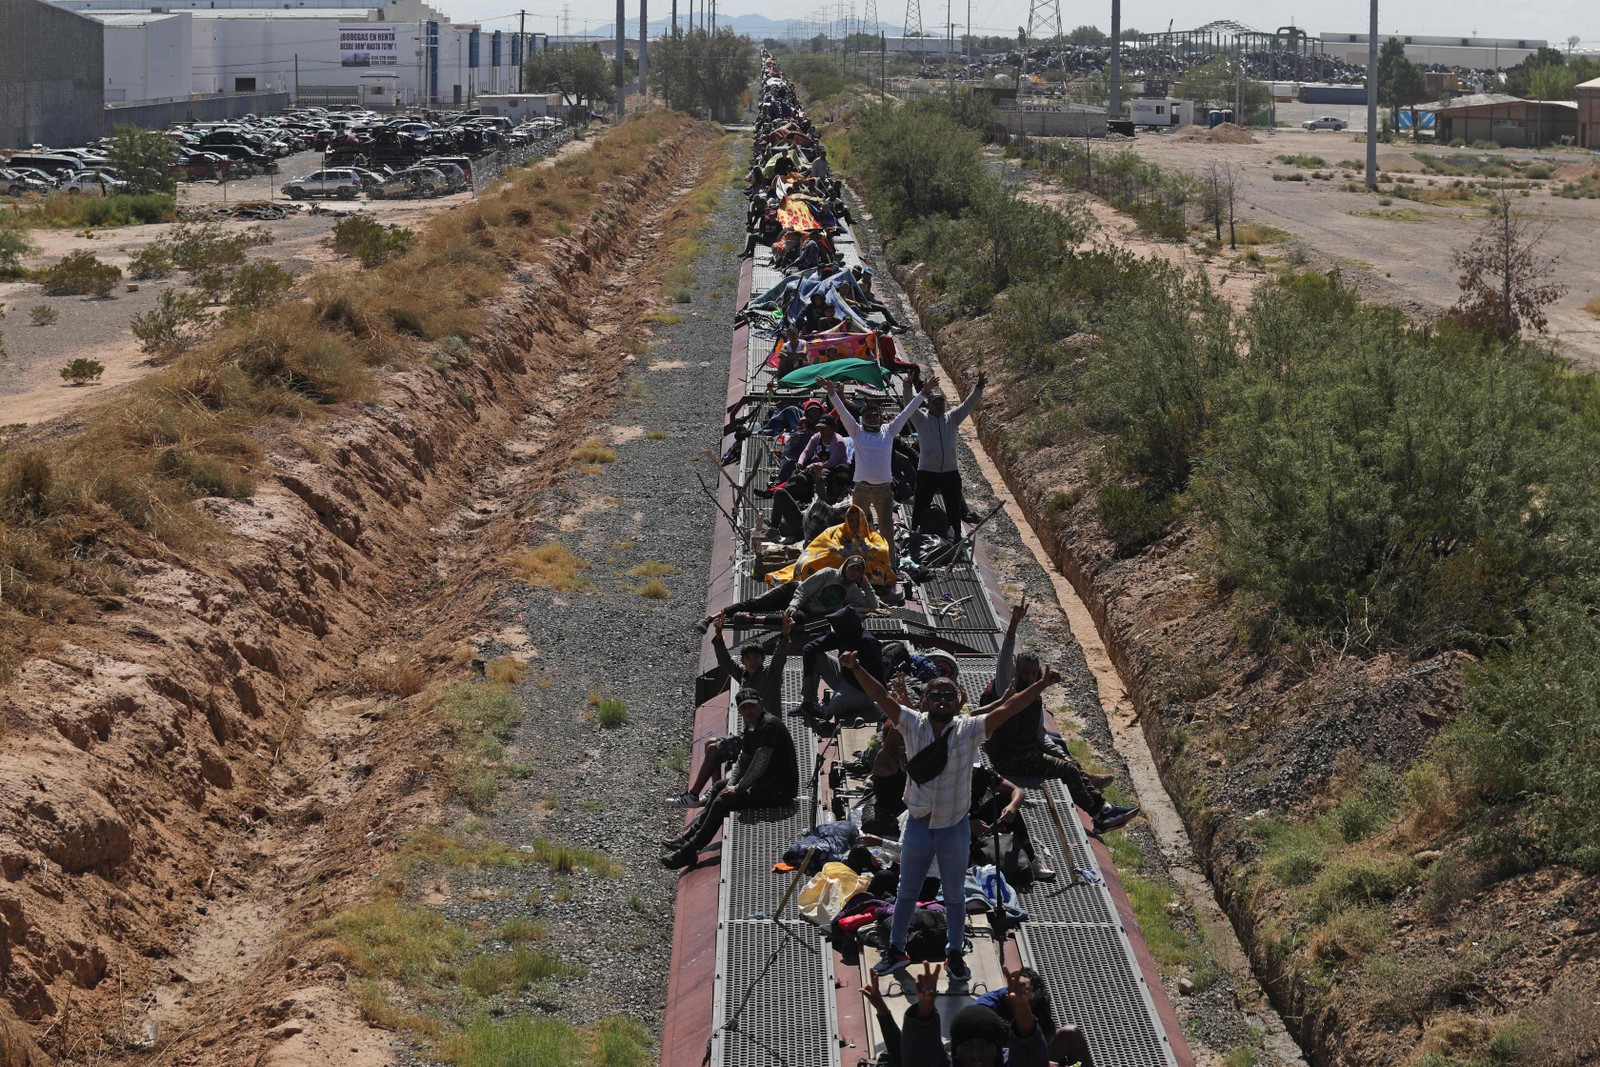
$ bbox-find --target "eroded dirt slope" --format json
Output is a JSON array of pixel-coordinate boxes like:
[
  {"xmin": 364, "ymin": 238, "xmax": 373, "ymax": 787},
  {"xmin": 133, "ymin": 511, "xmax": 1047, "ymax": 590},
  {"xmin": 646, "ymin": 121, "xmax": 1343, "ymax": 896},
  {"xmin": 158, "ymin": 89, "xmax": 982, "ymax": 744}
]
[{"xmin": 0, "ymin": 119, "xmax": 722, "ymax": 1065}]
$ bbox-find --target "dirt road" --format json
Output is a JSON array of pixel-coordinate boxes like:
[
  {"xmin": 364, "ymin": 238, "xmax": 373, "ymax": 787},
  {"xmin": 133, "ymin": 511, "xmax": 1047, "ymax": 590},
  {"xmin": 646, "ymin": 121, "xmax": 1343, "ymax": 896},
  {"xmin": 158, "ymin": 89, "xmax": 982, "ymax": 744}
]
[{"xmin": 1114, "ymin": 128, "xmax": 1600, "ymax": 368}]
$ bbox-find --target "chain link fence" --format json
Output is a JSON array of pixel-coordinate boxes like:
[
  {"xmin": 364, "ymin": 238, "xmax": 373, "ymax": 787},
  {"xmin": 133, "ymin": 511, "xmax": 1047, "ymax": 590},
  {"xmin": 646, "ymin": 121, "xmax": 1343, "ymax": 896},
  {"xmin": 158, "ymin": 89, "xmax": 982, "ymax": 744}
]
[
  {"xmin": 1003, "ymin": 132, "xmax": 1192, "ymax": 238},
  {"xmin": 469, "ymin": 128, "xmax": 579, "ymax": 195}
]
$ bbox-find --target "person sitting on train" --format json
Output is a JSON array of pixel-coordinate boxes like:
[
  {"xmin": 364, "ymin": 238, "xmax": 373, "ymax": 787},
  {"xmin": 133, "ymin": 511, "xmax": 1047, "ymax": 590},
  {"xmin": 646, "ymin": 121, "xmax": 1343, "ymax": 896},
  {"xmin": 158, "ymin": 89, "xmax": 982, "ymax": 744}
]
[
  {"xmin": 982, "ymin": 598, "xmax": 1141, "ymax": 836},
  {"xmin": 660, "ymin": 687, "xmax": 799, "ymax": 870},
  {"xmin": 899, "ymin": 968, "xmax": 1049, "ymax": 1066}
]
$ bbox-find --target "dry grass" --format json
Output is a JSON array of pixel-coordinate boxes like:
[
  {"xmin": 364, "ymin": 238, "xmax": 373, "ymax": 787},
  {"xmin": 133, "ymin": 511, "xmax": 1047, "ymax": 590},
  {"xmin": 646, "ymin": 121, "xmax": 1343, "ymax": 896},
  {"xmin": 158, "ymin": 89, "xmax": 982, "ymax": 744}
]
[
  {"xmin": 568, "ymin": 438, "xmax": 617, "ymax": 465},
  {"xmin": 643, "ymin": 430, "xmax": 669, "ymax": 440},
  {"xmin": 1585, "ymin": 295, "xmax": 1600, "ymax": 321},
  {"xmin": 628, "ymin": 560, "xmax": 677, "ymax": 578},
  {"xmin": 484, "ymin": 655, "xmax": 527, "ymax": 685},
  {"xmin": 369, "ymin": 662, "xmax": 428, "ymax": 696},
  {"xmin": 634, "ymin": 577, "xmax": 670, "ymax": 599},
  {"xmin": 509, "ymin": 542, "xmax": 592, "ymax": 592},
  {"xmin": 0, "ymin": 111, "xmax": 704, "ymax": 674}
]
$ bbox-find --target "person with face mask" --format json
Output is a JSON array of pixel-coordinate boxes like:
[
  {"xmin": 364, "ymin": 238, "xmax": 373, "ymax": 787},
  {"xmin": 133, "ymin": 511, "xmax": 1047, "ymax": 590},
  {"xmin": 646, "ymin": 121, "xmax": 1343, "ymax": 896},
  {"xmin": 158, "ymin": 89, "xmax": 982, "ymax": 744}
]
[
  {"xmin": 840, "ymin": 650, "xmax": 1062, "ymax": 983},
  {"xmin": 821, "ymin": 378, "xmax": 924, "ymax": 557}
]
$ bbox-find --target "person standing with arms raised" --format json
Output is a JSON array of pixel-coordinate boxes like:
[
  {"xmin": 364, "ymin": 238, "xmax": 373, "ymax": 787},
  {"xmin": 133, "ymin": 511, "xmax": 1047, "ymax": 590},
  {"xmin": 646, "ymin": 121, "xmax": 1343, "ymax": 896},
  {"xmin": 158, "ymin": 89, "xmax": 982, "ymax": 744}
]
[
  {"xmin": 840, "ymin": 650, "xmax": 1062, "ymax": 985},
  {"xmin": 821, "ymin": 377, "xmax": 923, "ymax": 558}
]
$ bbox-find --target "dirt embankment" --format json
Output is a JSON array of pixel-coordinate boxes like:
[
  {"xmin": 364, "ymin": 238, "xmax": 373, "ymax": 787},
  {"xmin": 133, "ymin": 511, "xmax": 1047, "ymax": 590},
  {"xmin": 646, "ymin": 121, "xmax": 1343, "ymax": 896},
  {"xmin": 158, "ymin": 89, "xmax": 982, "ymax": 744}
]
[
  {"xmin": 885, "ymin": 268, "xmax": 1600, "ymax": 1065},
  {"xmin": 0, "ymin": 119, "xmax": 721, "ymax": 1063}
]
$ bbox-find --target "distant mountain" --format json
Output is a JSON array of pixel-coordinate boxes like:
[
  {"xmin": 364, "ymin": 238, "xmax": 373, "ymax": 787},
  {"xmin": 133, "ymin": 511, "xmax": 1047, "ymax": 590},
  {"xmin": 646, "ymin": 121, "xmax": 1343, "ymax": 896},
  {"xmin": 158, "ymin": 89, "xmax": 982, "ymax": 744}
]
[{"xmin": 587, "ymin": 14, "xmax": 903, "ymax": 39}]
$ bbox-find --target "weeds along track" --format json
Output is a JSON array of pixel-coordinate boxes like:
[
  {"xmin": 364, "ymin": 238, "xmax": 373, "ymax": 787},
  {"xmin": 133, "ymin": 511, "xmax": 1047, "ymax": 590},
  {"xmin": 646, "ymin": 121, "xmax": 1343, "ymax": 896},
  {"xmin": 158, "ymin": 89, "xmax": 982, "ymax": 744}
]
[{"xmin": 0, "ymin": 115, "xmax": 724, "ymax": 1061}]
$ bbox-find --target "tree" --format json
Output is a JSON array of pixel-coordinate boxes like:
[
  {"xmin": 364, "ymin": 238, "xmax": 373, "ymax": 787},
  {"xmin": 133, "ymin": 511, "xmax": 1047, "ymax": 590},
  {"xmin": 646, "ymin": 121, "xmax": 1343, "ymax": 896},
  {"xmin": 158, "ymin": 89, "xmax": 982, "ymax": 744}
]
[
  {"xmin": 1066, "ymin": 25, "xmax": 1106, "ymax": 46},
  {"xmin": 1200, "ymin": 162, "xmax": 1240, "ymax": 246},
  {"xmin": 1174, "ymin": 56, "xmax": 1271, "ymax": 120},
  {"xmin": 649, "ymin": 28, "xmax": 757, "ymax": 122},
  {"xmin": 1451, "ymin": 186, "xmax": 1565, "ymax": 341},
  {"xmin": 523, "ymin": 47, "xmax": 613, "ymax": 109},
  {"xmin": 106, "ymin": 125, "xmax": 178, "ymax": 196},
  {"xmin": 1377, "ymin": 38, "xmax": 1429, "ymax": 110}
]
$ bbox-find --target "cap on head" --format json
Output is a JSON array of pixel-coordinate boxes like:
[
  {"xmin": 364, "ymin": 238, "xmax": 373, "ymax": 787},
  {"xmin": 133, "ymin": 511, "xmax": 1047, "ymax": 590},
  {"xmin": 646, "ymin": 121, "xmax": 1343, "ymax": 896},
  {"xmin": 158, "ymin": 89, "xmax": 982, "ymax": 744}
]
[{"xmin": 735, "ymin": 687, "xmax": 763, "ymax": 709}]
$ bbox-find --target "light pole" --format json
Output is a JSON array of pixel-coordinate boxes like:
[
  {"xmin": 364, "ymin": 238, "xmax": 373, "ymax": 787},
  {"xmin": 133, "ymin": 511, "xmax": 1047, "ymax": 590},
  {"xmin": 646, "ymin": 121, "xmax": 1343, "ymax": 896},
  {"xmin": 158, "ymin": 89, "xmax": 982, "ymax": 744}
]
[
  {"xmin": 1365, "ymin": 0, "xmax": 1378, "ymax": 190},
  {"xmin": 1109, "ymin": 0, "xmax": 1120, "ymax": 118}
]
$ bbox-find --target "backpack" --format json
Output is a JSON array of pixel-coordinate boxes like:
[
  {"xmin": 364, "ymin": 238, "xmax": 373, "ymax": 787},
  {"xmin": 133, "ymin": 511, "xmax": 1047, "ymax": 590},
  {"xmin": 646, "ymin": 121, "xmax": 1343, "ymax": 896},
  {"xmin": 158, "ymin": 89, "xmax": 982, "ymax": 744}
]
[{"xmin": 879, "ymin": 906, "xmax": 951, "ymax": 963}]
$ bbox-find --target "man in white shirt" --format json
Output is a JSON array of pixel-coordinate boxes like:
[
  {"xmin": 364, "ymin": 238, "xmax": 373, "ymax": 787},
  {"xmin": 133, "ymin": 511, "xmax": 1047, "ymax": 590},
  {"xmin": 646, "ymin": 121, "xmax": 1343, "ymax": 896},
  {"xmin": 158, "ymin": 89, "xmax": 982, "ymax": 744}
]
[
  {"xmin": 840, "ymin": 650, "xmax": 1062, "ymax": 985},
  {"xmin": 910, "ymin": 372, "xmax": 985, "ymax": 541},
  {"xmin": 821, "ymin": 378, "xmax": 923, "ymax": 557}
]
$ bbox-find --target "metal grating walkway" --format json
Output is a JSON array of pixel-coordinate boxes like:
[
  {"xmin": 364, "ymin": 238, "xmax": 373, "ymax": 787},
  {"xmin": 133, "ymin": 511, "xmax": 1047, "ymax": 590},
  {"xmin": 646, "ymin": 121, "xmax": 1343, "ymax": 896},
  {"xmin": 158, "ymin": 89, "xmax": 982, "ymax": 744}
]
[{"xmin": 693, "ymin": 180, "xmax": 1188, "ymax": 1067}]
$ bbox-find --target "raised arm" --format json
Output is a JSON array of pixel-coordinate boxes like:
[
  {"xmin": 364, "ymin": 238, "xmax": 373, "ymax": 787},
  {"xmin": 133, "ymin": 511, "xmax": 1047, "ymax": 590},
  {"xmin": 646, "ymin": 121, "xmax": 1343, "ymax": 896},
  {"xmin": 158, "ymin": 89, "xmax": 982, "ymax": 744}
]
[
  {"xmin": 981, "ymin": 666, "xmax": 1061, "ymax": 737},
  {"xmin": 840, "ymin": 649, "xmax": 902, "ymax": 725},
  {"xmin": 994, "ymin": 594, "xmax": 1026, "ymax": 693},
  {"xmin": 886, "ymin": 390, "xmax": 925, "ymax": 436},
  {"xmin": 948, "ymin": 373, "xmax": 986, "ymax": 425},
  {"xmin": 822, "ymin": 380, "xmax": 862, "ymax": 436}
]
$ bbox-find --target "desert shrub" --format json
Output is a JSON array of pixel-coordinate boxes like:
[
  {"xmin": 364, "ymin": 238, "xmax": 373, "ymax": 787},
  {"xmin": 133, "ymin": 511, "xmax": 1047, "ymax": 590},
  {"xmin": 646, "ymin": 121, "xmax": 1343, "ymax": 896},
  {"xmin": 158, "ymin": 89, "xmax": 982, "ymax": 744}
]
[
  {"xmin": 128, "ymin": 243, "xmax": 174, "ymax": 280},
  {"xmin": 58, "ymin": 358, "xmax": 106, "ymax": 386},
  {"xmin": 1081, "ymin": 261, "xmax": 1237, "ymax": 493},
  {"xmin": 851, "ymin": 100, "xmax": 985, "ymax": 230},
  {"xmin": 28, "ymin": 305, "xmax": 57, "ymax": 327},
  {"xmin": 154, "ymin": 447, "xmax": 253, "ymax": 498},
  {"xmin": 39, "ymin": 251, "xmax": 121, "ymax": 297},
  {"xmin": 166, "ymin": 222, "xmax": 250, "ymax": 274},
  {"xmin": 0, "ymin": 225, "xmax": 34, "ymax": 279},
  {"xmin": 226, "ymin": 260, "xmax": 294, "ymax": 315},
  {"xmin": 18, "ymin": 193, "xmax": 175, "ymax": 229},
  {"xmin": 0, "ymin": 450, "xmax": 55, "ymax": 517},
  {"xmin": 595, "ymin": 696, "xmax": 629, "ymax": 727},
  {"xmin": 1304, "ymin": 854, "xmax": 1418, "ymax": 921},
  {"xmin": 1445, "ymin": 591, "xmax": 1600, "ymax": 872},
  {"xmin": 330, "ymin": 215, "xmax": 415, "ymax": 267},
  {"xmin": 1095, "ymin": 484, "xmax": 1176, "ymax": 555},
  {"xmin": 130, "ymin": 288, "xmax": 212, "ymax": 358},
  {"xmin": 1199, "ymin": 273, "xmax": 1597, "ymax": 654}
]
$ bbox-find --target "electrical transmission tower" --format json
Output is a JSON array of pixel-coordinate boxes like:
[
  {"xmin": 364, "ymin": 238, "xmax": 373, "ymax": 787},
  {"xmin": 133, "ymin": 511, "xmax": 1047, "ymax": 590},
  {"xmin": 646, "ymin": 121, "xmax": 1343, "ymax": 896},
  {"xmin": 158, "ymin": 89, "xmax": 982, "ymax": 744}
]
[
  {"xmin": 1025, "ymin": 0, "xmax": 1062, "ymax": 47},
  {"xmin": 861, "ymin": 0, "xmax": 878, "ymax": 35},
  {"xmin": 902, "ymin": 0, "xmax": 922, "ymax": 52}
]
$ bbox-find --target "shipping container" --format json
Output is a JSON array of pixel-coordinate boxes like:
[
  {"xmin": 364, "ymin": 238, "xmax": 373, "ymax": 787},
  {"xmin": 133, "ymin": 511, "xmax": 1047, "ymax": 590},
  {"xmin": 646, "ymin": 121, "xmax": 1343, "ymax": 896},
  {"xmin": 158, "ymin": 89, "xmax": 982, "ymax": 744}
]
[{"xmin": 1299, "ymin": 84, "xmax": 1368, "ymax": 105}]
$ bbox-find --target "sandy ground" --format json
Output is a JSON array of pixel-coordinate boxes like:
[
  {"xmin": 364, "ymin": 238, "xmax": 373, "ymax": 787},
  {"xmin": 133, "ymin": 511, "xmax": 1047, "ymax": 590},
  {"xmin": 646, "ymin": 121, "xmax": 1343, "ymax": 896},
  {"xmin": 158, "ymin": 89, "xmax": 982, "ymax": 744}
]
[
  {"xmin": 1111, "ymin": 128, "xmax": 1600, "ymax": 369},
  {"xmin": 0, "ymin": 149, "xmax": 479, "ymax": 427}
]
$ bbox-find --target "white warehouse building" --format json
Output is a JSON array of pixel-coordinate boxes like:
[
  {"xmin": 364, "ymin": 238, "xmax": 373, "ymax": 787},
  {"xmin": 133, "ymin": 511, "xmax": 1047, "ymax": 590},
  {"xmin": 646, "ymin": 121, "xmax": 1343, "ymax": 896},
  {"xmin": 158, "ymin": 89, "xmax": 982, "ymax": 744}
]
[{"xmin": 59, "ymin": 0, "xmax": 538, "ymax": 107}]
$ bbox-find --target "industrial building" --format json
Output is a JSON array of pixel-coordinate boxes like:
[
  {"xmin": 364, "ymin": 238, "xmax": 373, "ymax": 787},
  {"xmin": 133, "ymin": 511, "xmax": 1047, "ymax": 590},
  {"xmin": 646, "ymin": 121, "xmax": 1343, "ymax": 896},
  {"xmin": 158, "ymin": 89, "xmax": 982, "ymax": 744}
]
[
  {"xmin": 1579, "ymin": 77, "xmax": 1600, "ymax": 149},
  {"xmin": 1417, "ymin": 93, "xmax": 1580, "ymax": 148},
  {"xmin": 55, "ymin": 0, "xmax": 539, "ymax": 108},
  {"xmin": 1322, "ymin": 32, "xmax": 1547, "ymax": 69},
  {"xmin": 0, "ymin": 0, "xmax": 105, "ymax": 149}
]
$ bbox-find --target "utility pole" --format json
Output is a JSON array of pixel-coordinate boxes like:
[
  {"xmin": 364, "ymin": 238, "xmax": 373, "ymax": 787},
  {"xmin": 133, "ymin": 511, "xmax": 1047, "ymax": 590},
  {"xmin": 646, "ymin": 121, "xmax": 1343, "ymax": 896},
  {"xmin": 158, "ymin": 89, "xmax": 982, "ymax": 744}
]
[
  {"xmin": 671, "ymin": 0, "xmax": 677, "ymax": 36},
  {"xmin": 611, "ymin": 0, "xmax": 624, "ymax": 117},
  {"xmin": 518, "ymin": 10, "xmax": 526, "ymax": 92},
  {"xmin": 1109, "ymin": 0, "xmax": 1120, "ymax": 117},
  {"xmin": 639, "ymin": 0, "xmax": 648, "ymax": 106},
  {"xmin": 1365, "ymin": 0, "xmax": 1377, "ymax": 189},
  {"xmin": 294, "ymin": 54, "xmax": 299, "ymax": 102}
]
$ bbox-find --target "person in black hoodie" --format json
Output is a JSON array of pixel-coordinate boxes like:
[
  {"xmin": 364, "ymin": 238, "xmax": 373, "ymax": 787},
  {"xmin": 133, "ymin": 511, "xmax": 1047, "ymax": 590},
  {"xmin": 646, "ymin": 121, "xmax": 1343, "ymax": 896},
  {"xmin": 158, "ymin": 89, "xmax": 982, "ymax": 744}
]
[{"xmin": 661, "ymin": 688, "xmax": 799, "ymax": 870}]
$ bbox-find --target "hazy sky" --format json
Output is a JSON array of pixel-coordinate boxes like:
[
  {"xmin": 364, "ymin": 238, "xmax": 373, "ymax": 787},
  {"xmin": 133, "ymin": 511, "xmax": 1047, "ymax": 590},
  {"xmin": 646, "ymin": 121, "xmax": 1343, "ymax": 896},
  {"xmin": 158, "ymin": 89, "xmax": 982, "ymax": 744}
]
[{"xmin": 442, "ymin": 0, "xmax": 1598, "ymax": 53}]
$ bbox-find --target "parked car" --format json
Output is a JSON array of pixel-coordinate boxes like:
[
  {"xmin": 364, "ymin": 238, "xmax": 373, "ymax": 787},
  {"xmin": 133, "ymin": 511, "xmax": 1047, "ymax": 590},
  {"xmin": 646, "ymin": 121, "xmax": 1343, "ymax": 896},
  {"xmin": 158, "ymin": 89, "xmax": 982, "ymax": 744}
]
[
  {"xmin": 281, "ymin": 168, "xmax": 363, "ymax": 199},
  {"xmin": 418, "ymin": 157, "xmax": 470, "ymax": 192},
  {"xmin": 0, "ymin": 168, "xmax": 53, "ymax": 196},
  {"xmin": 1301, "ymin": 116, "xmax": 1348, "ymax": 131},
  {"xmin": 369, "ymin": 166, "xmax": 449, "ymax": 199},
  {"xmin": 59, "ymin": 168, "xmax": 130, "ymax": 196},
  {"xmin": 347, "ymin": 166, "xmax": 389, "ymax": 191},
  {"xmin": 171, "ymin": 151, "xmax": 235, "ymax": 180},
  {"xmin": 205, "ymin": 144, "xmax": 279, "ymax": 174}
]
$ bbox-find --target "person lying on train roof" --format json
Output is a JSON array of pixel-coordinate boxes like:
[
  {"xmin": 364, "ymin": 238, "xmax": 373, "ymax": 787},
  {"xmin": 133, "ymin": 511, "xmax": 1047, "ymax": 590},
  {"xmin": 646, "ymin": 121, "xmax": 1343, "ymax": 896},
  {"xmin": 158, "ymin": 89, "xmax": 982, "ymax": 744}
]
[
  {"xmin": 768, "ymin": 469, "xmax": 850, "ymax": 545},
  {"xmin": 697, "ymin": 554, "xmax": 877, "ymax": 633}
]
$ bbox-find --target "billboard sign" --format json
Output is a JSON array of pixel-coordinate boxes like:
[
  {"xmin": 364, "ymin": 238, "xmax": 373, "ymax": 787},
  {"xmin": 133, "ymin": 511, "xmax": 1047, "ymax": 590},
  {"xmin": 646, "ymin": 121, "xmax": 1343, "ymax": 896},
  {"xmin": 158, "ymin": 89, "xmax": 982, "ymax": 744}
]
[{"xmin": 341, "ymin": 26, "xmax": 398, "ymax": 67}]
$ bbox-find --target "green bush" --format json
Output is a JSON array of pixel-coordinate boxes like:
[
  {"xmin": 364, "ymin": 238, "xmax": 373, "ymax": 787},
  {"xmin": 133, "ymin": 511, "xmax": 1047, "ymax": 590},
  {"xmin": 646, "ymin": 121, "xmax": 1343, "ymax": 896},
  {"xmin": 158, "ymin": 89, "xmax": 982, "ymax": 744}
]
[
  {"xmin": 130, "ymin": 288, "xmax": 212, "ymax": 358},
  {"xmin": 1095, "ymin": 484, "xmax": 1176, "ymax": 555},
  {"xmin": 852, "ymin": 100, "xmax": 986, "ymax": 230},
  {"xmin": 39, "ymin": 251, "xmax": 122, "ymax": 297},
  {"xmin": 0, "ymin": 225, "xmax": 34, "ymax": 279},
  {"xmin": 1304, "ymin": 854, "xmax": 1418, "ymax": 921},
  {"xmin": 166, "ymin": 221, "xmax": 251, "ymax": 274},
  {"xmin": 58, "ymin": 358, "xmax": 105, "ymax": 386},
  {"xmin": 1446, "ymin": 591, "xmax": 1600, "ymax": 872},
  {"xmin": 28, "ymin": 305, "xmax": 58, "ymax": 327},
  {"xmin": 106, "ymin": 125, "xmax": 179, "ymax": 196},
  {"xmin": 226, "ymin": 260, "xmax": 295, "ymax": 315},
  {"xmin": 128, "ymin": 243, "xmax": 174, "ymax": 280},
  {"xmin": 330, "ymin": 215, "xmax": 415, "ymax": 267}
]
